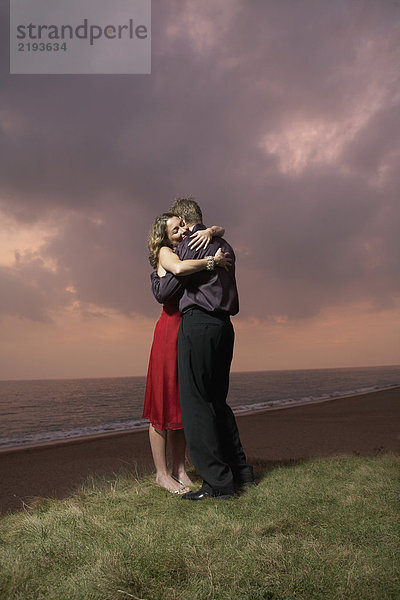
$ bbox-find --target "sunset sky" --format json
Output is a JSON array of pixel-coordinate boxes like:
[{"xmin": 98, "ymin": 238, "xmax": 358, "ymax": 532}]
[{"xmin": 1, "ymin": 0, "xmax": 399, "ymax": 380}]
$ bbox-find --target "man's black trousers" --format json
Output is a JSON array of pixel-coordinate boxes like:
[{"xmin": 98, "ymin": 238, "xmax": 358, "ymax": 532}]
[{"xmin": 177, "ymin": 308, "xmax": 251, "ymax": 493}]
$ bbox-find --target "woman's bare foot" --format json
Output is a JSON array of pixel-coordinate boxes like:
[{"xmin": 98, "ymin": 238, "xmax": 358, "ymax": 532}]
[
  {"xmin": 155, "ymin": 473, "xmax": 190, "ymax": 494},
  {"xmin": 171, "ymin": 472, "xmax": 194, "ymax": 487}
]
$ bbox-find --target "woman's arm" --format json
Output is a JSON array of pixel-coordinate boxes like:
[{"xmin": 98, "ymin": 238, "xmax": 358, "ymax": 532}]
[
  {"xmin": 159, "ymin": 246, "xmax": 231, "ymax": 276},
  {"xmin": 188, "ymin": 225, "xmax": 225, "ymax": 251}
]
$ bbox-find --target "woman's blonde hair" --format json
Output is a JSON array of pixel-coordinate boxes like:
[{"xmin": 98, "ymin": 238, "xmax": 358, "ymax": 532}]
[{"xmin": 148, "ymin": 212, "xmax": 177, "ymax": 268}]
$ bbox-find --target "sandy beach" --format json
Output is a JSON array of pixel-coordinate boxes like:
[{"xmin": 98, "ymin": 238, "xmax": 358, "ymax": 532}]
[{"xmin": 1, "ymin": 386, "xmax": 399, "ymax": 515}]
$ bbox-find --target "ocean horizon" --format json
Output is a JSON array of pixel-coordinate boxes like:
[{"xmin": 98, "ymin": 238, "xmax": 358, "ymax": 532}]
[{"xmin": 1, "ymin": 365, "xmax": 399, "ymax": 451}]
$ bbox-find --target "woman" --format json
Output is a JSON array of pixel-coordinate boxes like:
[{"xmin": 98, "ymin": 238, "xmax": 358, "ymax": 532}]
[{"xmin": 143, "ymin": 212, "xmax": 229, "ymax": 493}]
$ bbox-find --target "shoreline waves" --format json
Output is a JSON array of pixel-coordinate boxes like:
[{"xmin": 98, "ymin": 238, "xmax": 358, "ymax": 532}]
[
  {"xmin": 0, "ymin": 386, "xmax": 399, "ymax": 514},
  {"xmin": 1, "ymin": 381, "xmax": 398, "ymax": 452}
]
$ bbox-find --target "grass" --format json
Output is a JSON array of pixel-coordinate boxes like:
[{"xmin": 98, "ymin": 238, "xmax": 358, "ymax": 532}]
[{"xmin": 0, "ymin": 454, "xmax": 399, "ymax": 600}]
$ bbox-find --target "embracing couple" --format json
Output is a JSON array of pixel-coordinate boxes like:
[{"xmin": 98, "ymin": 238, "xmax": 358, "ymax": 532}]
[{"xmin": 143, "ymin": 197, "xmax": 254, "ymax": 500}]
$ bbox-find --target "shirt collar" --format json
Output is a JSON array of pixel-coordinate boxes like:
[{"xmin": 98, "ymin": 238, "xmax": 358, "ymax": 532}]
[{"xmin": 190, "ymin": 223, "xmax": 206, "ymax": 233}]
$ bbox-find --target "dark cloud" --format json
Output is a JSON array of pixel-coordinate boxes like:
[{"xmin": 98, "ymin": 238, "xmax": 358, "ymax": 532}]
[
  {"xmin": 0, "ymin": 251, "xmax": 71, "ymax": 321},
  {"xmin": 42, "ymin": 203, "xmax": 154, "ymax": 317},
  {"xmin": 0, "ymin": 0, "xmax": 399, "ymax": 323}
]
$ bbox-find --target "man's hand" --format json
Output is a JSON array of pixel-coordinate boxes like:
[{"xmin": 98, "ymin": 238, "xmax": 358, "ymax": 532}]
[{"xmin": 214, "ymin": 248, "xmax": 232, "ymax": 271}]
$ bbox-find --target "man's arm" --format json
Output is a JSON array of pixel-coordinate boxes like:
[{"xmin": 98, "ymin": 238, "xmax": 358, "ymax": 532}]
[{"xmin": 150, "ymin": 271, "xmax": 184, "ymax": 304}]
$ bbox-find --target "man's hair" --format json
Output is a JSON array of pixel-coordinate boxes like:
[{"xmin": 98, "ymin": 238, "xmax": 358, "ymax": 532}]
[{"xmin": 170, "ymin": 196, "xmax": 202, "ymax": 225}]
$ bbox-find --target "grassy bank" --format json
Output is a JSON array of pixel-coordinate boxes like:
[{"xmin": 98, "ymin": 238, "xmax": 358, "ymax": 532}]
[{"xmin": 0, "ymin": 454, "xmax": 399, "ymax": 600}]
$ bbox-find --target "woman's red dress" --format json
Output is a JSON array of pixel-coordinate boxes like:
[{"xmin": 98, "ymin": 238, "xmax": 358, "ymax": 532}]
[{"xmin": 142, "ymin": 298, "xmax": 183, "ymax": 430}]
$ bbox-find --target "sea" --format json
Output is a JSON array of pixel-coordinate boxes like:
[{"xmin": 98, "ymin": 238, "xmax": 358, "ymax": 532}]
[{"xmin": 0, "ymin": 365, "xmax": 399, "ymax": 451}]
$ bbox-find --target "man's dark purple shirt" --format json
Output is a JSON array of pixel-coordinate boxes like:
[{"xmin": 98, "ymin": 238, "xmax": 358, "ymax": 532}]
[{"xmin": 151, "ymin": 224, "xmax": 239, "ymax": 315}]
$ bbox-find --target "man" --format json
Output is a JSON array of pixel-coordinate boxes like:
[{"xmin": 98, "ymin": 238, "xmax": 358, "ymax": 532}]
[{"xmin": 152, "ymin": 197, "xmax": 254, "ymax": 500}]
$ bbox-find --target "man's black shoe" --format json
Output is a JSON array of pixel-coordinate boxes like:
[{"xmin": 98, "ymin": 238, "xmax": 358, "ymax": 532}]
[
  {"xmin": 181, "ymin": 487, "xmax": 234, "ymax": 501},
  {"xmin": 234, "ymin": 479, "xmax": 257, "ymax": 492},
  {"xmin": 233, "ymin": 466, "xmax": 256, "ymax": 491}
]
